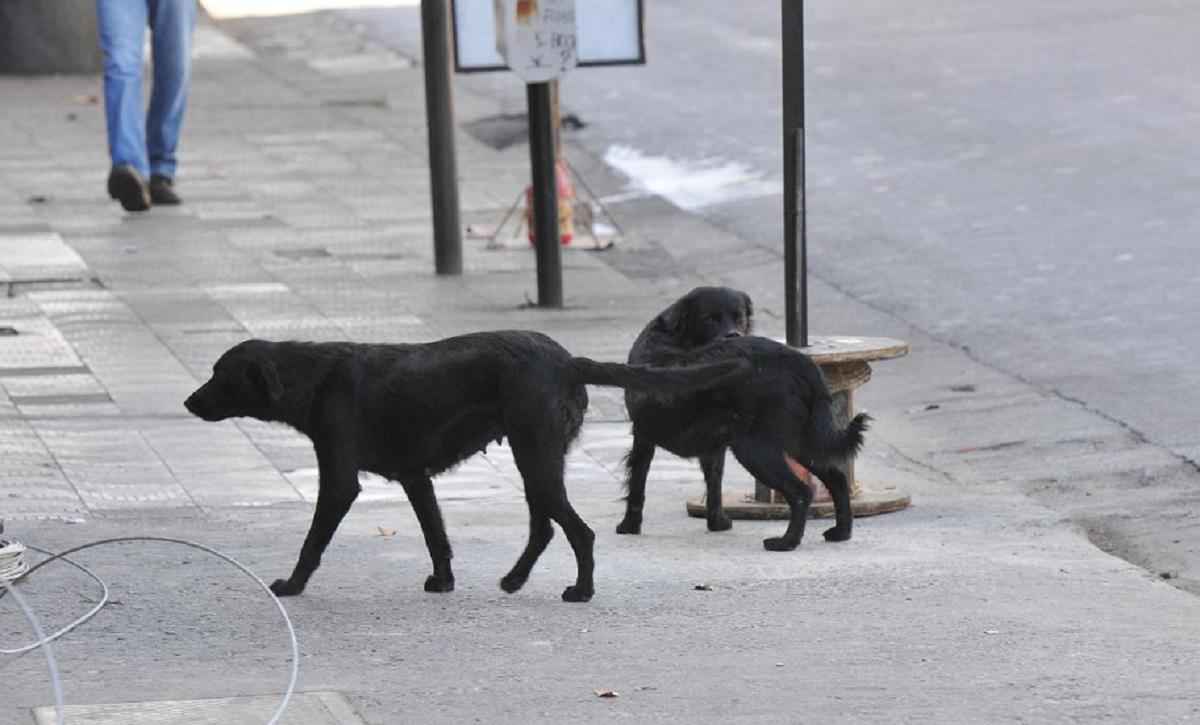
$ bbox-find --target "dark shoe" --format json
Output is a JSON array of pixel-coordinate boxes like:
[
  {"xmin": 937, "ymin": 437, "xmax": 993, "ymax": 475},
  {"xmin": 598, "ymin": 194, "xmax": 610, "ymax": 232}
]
[
  {"xmin": 149, "ymin": 175, "xmax": 182, "ymax": 205},
  {"xmin": 107, "ymin": 165, "xmax": 151, "ymax": 212}
]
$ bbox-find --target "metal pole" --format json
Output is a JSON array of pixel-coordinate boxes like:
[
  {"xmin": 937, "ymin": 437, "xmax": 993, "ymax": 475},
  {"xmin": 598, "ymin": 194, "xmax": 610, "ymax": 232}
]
[
  {"xmin": 782, "ymin": 0, "xmax": 807, "ymax": 347},
  {"xmin": 527, "ymin": 81, "xmax": 564, "ymax": 307},
  {"xmin": 421, "ymin": 0, "xmax": 463, "ymax": 275}
]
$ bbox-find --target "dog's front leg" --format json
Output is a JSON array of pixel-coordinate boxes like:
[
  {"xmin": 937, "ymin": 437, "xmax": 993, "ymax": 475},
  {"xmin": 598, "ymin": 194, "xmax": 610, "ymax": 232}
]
[
  {"xmin": 401, "ymin": 476, "xmax": 455, "ymax": 592},
  {"xmin": 271, "ymin": 432, "xmax": 360, "ymax": 597},
  {"xmin": 699, "ymin": 449, "xmax": 732, "ymax": 532},
  {"xmin": 616, "ymin": 434, "xmax": 655, "ymax": 535}
]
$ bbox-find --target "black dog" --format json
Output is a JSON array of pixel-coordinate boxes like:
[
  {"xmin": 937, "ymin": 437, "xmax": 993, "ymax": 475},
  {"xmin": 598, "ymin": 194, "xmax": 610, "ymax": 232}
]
[
  {"xmin": 619, "ymin": 286, "xmax": 754, "ymax": 534},
  {"xmin": 184, "ymin": 332, "xmax": 748, "ymax": 602},
  {"xmin": 617, "ymin": 290, "xmax": 869, "ymax": 550}
]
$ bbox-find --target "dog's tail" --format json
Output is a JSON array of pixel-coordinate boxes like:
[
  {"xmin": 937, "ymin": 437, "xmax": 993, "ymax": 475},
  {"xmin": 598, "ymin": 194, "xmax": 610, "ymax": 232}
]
[
  {"xmin": 804, "ymin": 394, "xmax": 871, "ymax": 464},
  {"xmin": 568, "ymin": 357, "xmax": 751, "ymax": 395}
]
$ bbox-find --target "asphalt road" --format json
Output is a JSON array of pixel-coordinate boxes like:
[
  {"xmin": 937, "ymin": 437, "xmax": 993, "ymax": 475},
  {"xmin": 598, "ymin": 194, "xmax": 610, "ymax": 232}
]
[{"xmin": 339, "ymin": 1, "xmax": 1200, "ymax": 583}]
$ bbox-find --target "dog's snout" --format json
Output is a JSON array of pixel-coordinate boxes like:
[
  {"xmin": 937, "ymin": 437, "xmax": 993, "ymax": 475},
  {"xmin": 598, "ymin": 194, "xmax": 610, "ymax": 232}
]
[{"xmin": 184, "ymin": 388, "xmax": 214, "ymax": 419}]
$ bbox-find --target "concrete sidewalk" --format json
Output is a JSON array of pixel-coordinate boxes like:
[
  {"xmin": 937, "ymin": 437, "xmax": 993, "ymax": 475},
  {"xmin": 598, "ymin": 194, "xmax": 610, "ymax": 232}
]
[{"xmin": 2, "ymin": 11, "xmax": 1199, "ymax": 725}]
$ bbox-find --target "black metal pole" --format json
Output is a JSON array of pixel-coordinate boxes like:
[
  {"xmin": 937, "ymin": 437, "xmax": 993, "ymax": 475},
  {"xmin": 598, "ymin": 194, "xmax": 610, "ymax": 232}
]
[
  {"xmin": 526, "ymin": 81, "xmax": 563, "ymax": 308},
  {"xmin": 782, "ymin": 0, "xmax": 807, "ymax": 347},
  {"xmin": 421, "ymin": 0, "xmax": 462, "ymax": 275}
]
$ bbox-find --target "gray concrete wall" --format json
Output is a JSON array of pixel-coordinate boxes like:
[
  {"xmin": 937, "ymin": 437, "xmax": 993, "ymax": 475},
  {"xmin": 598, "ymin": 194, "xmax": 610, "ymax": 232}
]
[{"xmin": 0, "ymin": 0, "xmax": 102, "ymax": 74}]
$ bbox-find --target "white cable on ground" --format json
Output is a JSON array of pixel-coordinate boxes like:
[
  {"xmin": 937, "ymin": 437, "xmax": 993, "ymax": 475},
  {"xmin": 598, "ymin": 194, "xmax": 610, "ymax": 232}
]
[
  {"xmin": 0, "ymin": 543, "xmax": 109, "ymax": 656},
  {"xmin": 0, "ymin": 535, "xmax": 300, "ymax": 725},
  {"xmin": 0, "ymin": 538, "xmax": 30, "ymax": 582},
  {"xmin": 1, "ymin": 576, "xmax": 65, "ymax": 725}
]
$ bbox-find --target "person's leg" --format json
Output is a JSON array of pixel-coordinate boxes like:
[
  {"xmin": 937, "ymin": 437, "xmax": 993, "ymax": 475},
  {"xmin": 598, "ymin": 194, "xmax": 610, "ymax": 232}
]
[
  {"xmin": 97, "ymin": 0, "xmax": 149, "ymax": 175},
  {"xmin": 146, "ymin": 0, "xmax": 197, "ymax": 184},
  {"xmin": 96, "ymin": 0, "xmax": 151, "ymax": 211}
]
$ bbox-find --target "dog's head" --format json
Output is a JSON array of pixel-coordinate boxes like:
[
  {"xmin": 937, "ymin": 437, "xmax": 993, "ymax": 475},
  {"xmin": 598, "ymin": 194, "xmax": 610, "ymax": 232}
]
[
  {"xmin": 656, "ymin": 286, "xmax": 754, "ymax": 346},
  {"xmin": 184, "ymin": 340, "xmax": 283, "ymax": 422}
]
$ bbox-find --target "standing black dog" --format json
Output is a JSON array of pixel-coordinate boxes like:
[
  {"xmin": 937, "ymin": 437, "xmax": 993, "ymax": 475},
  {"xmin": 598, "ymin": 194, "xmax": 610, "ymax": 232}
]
[
  {"xmin": 184, "ymin": 331, "xmax": 748, "ymax": 602},
  {"xmin": 617, "ymin": 288, "xmax": 870, "ymax": 551},
  {"xmin": 619, "ymin": 286, "xmax": 755, "ymax": 534}
]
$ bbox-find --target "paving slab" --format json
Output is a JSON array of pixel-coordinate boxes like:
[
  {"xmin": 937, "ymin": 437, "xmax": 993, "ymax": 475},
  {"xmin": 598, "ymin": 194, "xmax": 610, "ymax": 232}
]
[{"xmin": 33, "ymin": 691, "xmax": 367, "ymax": 725}]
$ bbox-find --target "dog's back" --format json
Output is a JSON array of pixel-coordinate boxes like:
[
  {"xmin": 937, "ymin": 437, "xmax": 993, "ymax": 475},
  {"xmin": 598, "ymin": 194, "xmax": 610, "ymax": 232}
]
[{"xmin": 681, "ymin": 336, "xmax": 868, "ymax": 465}]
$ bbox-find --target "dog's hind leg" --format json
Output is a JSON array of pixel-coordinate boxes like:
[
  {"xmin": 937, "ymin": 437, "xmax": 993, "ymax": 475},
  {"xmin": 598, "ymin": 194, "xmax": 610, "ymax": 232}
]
[
  {"xmin": 548, "ymin": 494, "xmax": 596, "ymax": 603},
  {"xmin": 616, "ymin": 434, "xmax": 655, "ymax": 535},
  {"xmin": 500, "ymin": 496, "xmax": 554, "ymax": 595},
  {"xmin": 731, "ymin": 439, "xmax": 813, "ymax": 551},
  {"xmin": 699, "ymin": 449, "xmax": 732, "ymax": 532},
  {"xmin": 271, "ymin": 436, "xmax": 360, "ymax": 597},
  {"xmin": 506, "ymin": 434, "xmax": 595, "ymax": 602},
  {"xmin": 810, "ymin": 463, "xmax": 853, "ymax": 542},
  {"xmin": 401, "ymin": 476, "xmax": 455, "ymax": 592}
]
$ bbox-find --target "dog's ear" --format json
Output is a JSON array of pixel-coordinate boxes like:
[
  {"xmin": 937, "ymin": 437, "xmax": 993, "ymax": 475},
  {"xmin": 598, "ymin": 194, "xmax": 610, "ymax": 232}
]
[
  {"xmin": 740, "ymin": 292, "xmax": 754, "ymax": 333},
  {"xmin": 247, "ymin": 359, "xmax": 283, "ymax": 402},
  {"xmin": 654, "ymin": 299, "xmax": 692, "ymax": 339}
]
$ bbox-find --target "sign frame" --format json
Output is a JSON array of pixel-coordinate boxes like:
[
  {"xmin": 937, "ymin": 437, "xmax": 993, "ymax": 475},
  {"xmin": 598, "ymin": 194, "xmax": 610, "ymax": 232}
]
[{"xmin": 450, "ymin": 0, "xmax": 645, "ymax": 74}]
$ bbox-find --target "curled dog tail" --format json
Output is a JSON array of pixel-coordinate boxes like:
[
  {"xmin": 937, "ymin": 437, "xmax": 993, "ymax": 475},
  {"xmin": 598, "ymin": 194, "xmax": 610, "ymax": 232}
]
[
  {"xmin": 805, "ymin": 395, "xmax": 871, "ymax": 464},
  {"xmin": 569, "ymin": 357, "xmax": 751, "ymax": 395}
]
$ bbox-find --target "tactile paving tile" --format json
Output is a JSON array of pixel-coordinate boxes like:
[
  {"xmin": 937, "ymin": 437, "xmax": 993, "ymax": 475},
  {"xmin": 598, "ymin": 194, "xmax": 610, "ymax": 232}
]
[
  {"xmin": 0, "ymin": 317, "xmax": 84, "ymax": 370},
  {"xmin": 141, "ymin": 420, "xmax": 275, "ymax": 474},
  {"xmin": 34, "ymin": 691, "xmax": 368, "ymax": 725},
  {"xmin": 236, "ymin": 419, "xmax": 315, "ymax": 472},
  {"xmin": 26, "ymin": 289, "xmax": 137, "ymax": 325},
  {"xmin": 0, "ymin": 475, "xmax": 87, "ymax": 520},
  {"xmin": 238, "ymin": 321, "xmax": 343, "ymax": 340},
  {"xmin": 0, "ymin": 230, "xmax": 88, "ymax": 281},
  {"xmin": 33, "ymin": 424, "xmax": 196, "ymax": 512},
  {"xmin": 0, "ymin": 295, "xmax": 43, "ymax": 318},
  {"xmin": 141, "ymin": 420, "xmax": 305, "ymax": 508},
  {"xmin": 0, "ymin": 372, "xmax": 106, "ymax": 399},
  {"xmin": 120, "ymin": 290, "xmax": 238, "ymax": 327},
  {"xmin": 0, "ymin": 421, "xmax": 87, "ymax": 519},
  {"xmin": 15, "ymin": 400, "xmax": 122, "ymax": 419}
]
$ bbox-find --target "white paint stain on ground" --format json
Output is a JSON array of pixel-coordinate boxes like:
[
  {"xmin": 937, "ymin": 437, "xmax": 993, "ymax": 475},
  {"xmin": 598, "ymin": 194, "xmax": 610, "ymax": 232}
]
[{"xmin": 602, "ymin": 145, "xmax": 779, "ymax": 212}]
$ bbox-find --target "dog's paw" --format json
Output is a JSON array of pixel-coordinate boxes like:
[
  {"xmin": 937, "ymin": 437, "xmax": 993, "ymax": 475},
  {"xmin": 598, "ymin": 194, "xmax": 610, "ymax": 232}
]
[
  {"xmin": 269, "ymin": 578, "xmax": 304, "ymax": 597},
  {"xmin": 706, "ymin": 513, "xmax": 733, "ymax": 532},
  {"xmin": 615, "ymin": 516, "xmax": 642, "ymax": 535},
  {"xmin": 822, "ymin": 526, "xmax": 852, "ymax": 543},
  {"xmin": 561, "ymin": 585, "xmax": 594, "ymax": 603},
  {"xmin": 499, "ymin": 573, "xmax": 527, "ymax": 594},
  {"xmin": 762, "ymin": 536, "xmax": 799, "ymax": 552},
  {"xmin": 424, "ymin": 574, "xmax": 455, "ymax": 593}
]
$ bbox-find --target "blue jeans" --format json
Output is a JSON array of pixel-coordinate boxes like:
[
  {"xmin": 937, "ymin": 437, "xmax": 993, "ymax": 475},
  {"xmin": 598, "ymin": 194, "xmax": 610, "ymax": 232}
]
[{"xmin": 96, "ymin": 0, "xmax": 196, "ymax": 179}]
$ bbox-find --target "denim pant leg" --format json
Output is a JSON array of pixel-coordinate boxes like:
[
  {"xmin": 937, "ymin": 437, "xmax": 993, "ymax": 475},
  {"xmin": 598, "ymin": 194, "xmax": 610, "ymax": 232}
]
[
  {"xmin": 146, "ymin": 0, "xmax": 197, "ymax": 179},
  {"xmin": 96, "ymin": 0, "xmax": 149, "ymax": 176}
]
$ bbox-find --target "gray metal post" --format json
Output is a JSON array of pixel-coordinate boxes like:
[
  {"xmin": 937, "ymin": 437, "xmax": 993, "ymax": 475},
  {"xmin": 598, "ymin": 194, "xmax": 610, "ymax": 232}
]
[
  {"xmin": 526, "ymin": 82, "xmax": 564, "ymax": 308},
  {"xmin": 782, "ymin": 0, "xmax": 807, "ymax": 348},
  {"xmin": 421, "ymin": 0, "xmax": 463, "ymax": 275}
]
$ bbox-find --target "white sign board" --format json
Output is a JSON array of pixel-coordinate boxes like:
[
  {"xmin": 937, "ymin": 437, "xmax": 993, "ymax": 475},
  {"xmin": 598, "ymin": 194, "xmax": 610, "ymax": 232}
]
[
  {"xmin": 453, "ymin": 0, "xmax": 644, "ymax": 73},
  {"xmin": 494, "ymin": 0, "xmax": 577, "ymax": 82}
]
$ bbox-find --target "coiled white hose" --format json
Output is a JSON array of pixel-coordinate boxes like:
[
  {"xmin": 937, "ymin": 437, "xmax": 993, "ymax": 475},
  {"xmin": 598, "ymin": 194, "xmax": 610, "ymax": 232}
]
[{"xmin": 0, "ymin": 536, "xmax": 300, "ymax": 725}]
